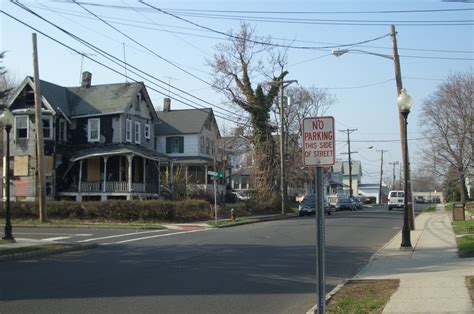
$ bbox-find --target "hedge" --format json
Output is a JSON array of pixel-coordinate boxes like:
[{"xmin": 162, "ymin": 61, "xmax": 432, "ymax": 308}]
[{"xmin": 0, "ymin": 199, "xmax": 211, "ymax": 223}]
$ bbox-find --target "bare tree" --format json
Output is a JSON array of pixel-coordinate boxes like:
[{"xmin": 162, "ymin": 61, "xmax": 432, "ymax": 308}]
[
  {"xmin": 283, "ymin": 86, "xmax": 336, "ymax": 140},
  {"xmin": 208, "ymin": 22, "xmax": 287, "ymax": 207},
  {"xmin": 419, "ymin": 72, "xmax": 473, "ymax": 202},
  {"xmin": 0, "ymin": 51, "xmax": 16, "ymax": 105}
]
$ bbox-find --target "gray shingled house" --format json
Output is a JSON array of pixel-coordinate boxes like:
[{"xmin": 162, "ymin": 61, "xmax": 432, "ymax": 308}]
[
  {"xmin": 155, "ymin": 99, "xmax": 224, "ymax": 197},
  {"xmin": 3, "ymin": 72, "xmax": 169, "ymax": 201}
]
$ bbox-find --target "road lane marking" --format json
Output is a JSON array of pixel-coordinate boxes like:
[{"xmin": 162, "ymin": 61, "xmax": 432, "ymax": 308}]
[
  {"xmin": 77, "ymin": 229, "xmax": 168, "ymax": 243},
  {"xmin": 115, "ymin": 228, "xmax": 213, "ymax": 244},
  {"xmin": 41, "ymin": 237, "xmax": 71, "ymax": 241}
]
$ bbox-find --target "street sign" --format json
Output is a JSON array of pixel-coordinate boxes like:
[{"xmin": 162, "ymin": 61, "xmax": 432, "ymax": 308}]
[
  {"xmin": 207, "ymin": 170, "xmax": 223, "ymax": 178},
  {"xmin": 302, "ymin": 116, "xmax": 335, "ymax": 167}
]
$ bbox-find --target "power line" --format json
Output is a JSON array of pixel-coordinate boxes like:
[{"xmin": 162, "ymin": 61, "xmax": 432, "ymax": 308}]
[
  {"xmin": 11, "ymin": 2, "xmax": 246, "ymax": 122},
  {"xmin": 139, "ymin": 1, "xmax": 393, "ymax": 50},
  {"xmin": 73, "ymin": 1, "xmax": 214, "ymax": 87},
  {"xmin": 28, "ymin": 4, "xmax": 474, "ymax": 57},
  {"xmin": 1, "ymin": 9, "xmax": 246, "ymax": 126},
  {"xmin": 71, "ymin": 4, "xmax": 474, "ymax": 15}
]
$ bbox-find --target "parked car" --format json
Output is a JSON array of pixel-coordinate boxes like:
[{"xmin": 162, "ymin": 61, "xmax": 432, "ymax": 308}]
[
  {"xmin": 298, "ymin": 195, "xmax": 332, "ymax": 216},
  {"xmin": 388, "ymin": 190, "xmax": 404, "ymax": 210},
  {"xmin": 232, "ymin": 191, "xmax": 250, "ymax": 201},
  {"xmin": 336, "ymin": 198, "xmax": 356, "ymax": 211},
  {"xmin": 414, "ymin": 196, "xmax": 425, "ymax": 204},
  {"xmin": 350, "ymin": 197, "xmax": 363, "ymax": 210}
]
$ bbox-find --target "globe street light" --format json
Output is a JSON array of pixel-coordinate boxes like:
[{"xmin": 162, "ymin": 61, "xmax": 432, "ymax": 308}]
[
  {"xmin": 1, "ymin": 108, "xmax": 15, "ymax": 241},
  {"xmin": 397, "ymin": 88, "xmax": 412, "ymax": 249}
]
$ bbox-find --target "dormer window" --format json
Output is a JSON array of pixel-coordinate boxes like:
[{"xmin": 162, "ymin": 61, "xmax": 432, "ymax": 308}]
[
  {"xmin": 42, "ymin": 116, "xmax": 53, "ymax": 140},
  {"xmin": 135, "ymin": 121, "xmax": 141, "ymax": 144},
  {"xmin": 15, "ymin": 116, "xmax": 29, "ymax": 139},
  {"xmin": 126, "ymin": 119, "xmax": 132, "ymax": 142},
  {"xmin": 87, "ymin": 118, "xmax": 100, "ymax": 142},
  {"xmin": 144, "ymin": 124, "xmax": 150, "ymax": 139}
]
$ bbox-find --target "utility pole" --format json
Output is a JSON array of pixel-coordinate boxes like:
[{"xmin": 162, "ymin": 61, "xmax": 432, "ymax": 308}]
[
  {"xmin": 391, "ymin": 25, "xmax": 414, "ymax": 231},
  {"xmin": 32, "ymin": 33, "xmax": 47, "ymax": 222},
  {"xmin": 389, "ymin": 161, "xmax": 399, "ymax": 190},
  {"xmin": 277, "ymin": 78, "xmax": 297, "ymax": 215},
  {"xmin": 339, "ymin": 129, "xmax": 357, "ymax": 198},
  {"xmin": 377, "ymin": 150, "xmax": 388, "ymax": 204}
]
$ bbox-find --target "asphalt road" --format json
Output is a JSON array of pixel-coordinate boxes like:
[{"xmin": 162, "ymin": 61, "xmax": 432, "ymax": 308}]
[{"xmin": 0, "ymin": 204, "xmax": 422, "ymax": 313}]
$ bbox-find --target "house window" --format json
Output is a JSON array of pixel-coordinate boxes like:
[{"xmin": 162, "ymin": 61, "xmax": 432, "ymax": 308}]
[
  {"xmin": 15, "ymin": 116, "xmax": 28, "ymax": 139},
  {"xmin": 59, "ymin": 119, "xmax": 67, "ymax": 142},
  {"xmin": 166, "ymin": 136, "xmax": 184, "ymax": 154},
  {"xmin": 135, "ymin": 121, "xmax": 141, "ymax": 144},
  {"xmin": 144, "ymin": 124, "xmax": 150, "ymax": 139},
  {"xmin": 87, "ymin": 118, "xmax": 100, "ymax": 142},
  {"xmin": 42, "ymin": 116, "xmax": 53, "ymax": 140},
  {"xmin": 241, "ymin": 176, "xmax": 249, "ymax": 190},
  {"xmin": 125, "ymin": 119, "xmax": 132, "ymax": 142}
]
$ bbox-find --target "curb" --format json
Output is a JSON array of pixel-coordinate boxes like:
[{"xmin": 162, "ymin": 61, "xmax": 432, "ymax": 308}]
[
  {"xmin": 215, "ymin": 214, "xmax": 298, "ymax": 228},
  {"xmin": 0, "ymin": 243, "xmax": 99, "ymax": 262}
]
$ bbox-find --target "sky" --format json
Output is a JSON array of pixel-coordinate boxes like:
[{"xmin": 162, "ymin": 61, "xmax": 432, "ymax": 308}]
[{"xmin": 1, "ymin": 0, "xmax": 473, "ymax": 185}]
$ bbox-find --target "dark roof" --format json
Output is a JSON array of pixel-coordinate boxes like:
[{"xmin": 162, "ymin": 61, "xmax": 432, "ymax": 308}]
[
  {"xmin": 67, "ymin": 82, "xmax": 142, "ymax": 116},
  {"xmin": 7, "ymin": 77, "xmax": 145, "ymax": 117},
  {"xmin": 155, "ymin": 108, "xmax": 214, "ymax": 135}
]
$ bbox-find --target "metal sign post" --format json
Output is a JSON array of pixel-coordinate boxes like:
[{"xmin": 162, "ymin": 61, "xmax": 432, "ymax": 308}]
[
  {"xmin": 315, "ymin": 167, "xmax": 325, "ymax": 313},
  {"xmin": 302, "ymin": 116, "xmax": 335, "ymax": 314}
]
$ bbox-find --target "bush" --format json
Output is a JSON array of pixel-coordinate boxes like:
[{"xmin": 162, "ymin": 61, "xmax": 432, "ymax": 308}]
[{"xmin": 0, "ymin": 199, "xmax": 211, "ymax": 223}]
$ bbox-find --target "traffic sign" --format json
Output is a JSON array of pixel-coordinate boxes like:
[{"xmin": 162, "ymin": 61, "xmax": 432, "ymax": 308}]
[
  {"xmin": 207, "ymin": 170, "xmax": 223, "ymax": 178},
  {"xmin": 302, "ymin": 116, "xmax": 335, "ymax": 167}
]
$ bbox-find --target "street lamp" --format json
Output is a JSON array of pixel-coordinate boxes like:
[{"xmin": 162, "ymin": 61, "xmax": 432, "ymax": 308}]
[
  {"xmin": 1, "ymin": 108, "xmax": 15, "ymax": 241},
  {"xmin": 397, "ymin": 88, "xmax": 412, "ymax": 249}
]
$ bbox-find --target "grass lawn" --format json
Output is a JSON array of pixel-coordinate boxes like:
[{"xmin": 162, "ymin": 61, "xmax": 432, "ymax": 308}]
[
  {"xmin": 1, "ymin": 219, "xmax": 165, "ymax": 229},
  {"xmin": 451, "ymin": 207, "xmax": 474, "ymax": 257},
  {"xmin": 208, "ymin": 217, "xmax": 258, "ymax": 227},
  {"xmin": 423, "ymin": 205, "xmax": 437, "ymax": 212},
  {"xmin": 0, "ymin": 243, "xmax": 69, "ymax": 257},
  {"xmin": 326, "ymin": 279, "xmax": 399, "ymax": 314},
  {"xmin": 466, "ymin": 276, "xmax": 474, "ymax": 303}
]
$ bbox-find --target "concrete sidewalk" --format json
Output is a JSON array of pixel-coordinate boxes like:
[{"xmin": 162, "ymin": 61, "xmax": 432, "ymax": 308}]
[{"xmin": 355, "ymin": 204, "xmax": 474, "ymax": 313}]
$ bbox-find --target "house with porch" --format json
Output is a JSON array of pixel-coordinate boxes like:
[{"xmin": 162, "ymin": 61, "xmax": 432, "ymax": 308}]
[
  {"xmin": 155, "ymin": 99, "xmax": 223, "ymax": 198},
  {"xmin": 3, "ymin": 72, "xmax": 169, "ymax": 202}
]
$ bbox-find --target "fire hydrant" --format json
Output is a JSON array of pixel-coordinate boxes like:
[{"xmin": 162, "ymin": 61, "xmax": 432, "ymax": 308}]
[{"xmin": 231, "ymin": 208, "xmax": 236, "ymax": 221}]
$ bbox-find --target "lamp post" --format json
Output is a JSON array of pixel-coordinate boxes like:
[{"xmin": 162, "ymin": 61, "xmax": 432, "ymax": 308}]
[
  {"xmin": 333, "ymin": 25, "xmax": 415, "ymax": 232},
  {"xmin": 1, "ymin": 109, "xmax": 14, "ymax": 241},
  {"xmin": 397, "ymin": 88, "xmax": 412, "ymax": 249}
]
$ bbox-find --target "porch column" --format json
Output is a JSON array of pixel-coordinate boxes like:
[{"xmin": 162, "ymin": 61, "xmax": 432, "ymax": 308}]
[
  {"xmin": 103, "ymin": 156, "xmax": 108, "ymax": 193},
  {"xmin": 157, "ymin": 159, "xmax": 161, "ymax": 195},
  {"xmin": 185, "ymin": 165, "xmax": 188, "ymax": 194},
  {"xmin": 205, "ymin": 164, "xmax": 208, "ymax": 186},
  {"xmin": 169, "ymin": 160, "xmax": 174, "ymax": 200},
  {"xmin": 143, "ymin": 157, "xmax": 146, "ymax": 192},
  {"xmin": 127, "ymin": 155, "xmax": 133, "ymax": 197},
  {"xmin": 78, "ymin": 160, "xmax": 83, "ymax": 192},
  {"xmin": 119, "ymin": 156, "xmax": 122, "ymax": 182}
]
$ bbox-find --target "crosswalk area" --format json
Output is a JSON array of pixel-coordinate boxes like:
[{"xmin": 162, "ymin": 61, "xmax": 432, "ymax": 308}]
[{"xmin": 12, "ymin": 226, "xmax": 212, "ymax": 246}]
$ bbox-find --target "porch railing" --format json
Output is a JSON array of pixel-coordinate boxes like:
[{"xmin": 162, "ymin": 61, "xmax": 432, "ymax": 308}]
[{"xmin": 75, "ymin": 181, "xmax": 158, "ymax": 194}]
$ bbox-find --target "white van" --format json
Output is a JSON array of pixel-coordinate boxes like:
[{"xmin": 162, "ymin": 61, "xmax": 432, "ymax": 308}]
[{"xmin": 388, "ymin": 190, "xmax": 404, "ymax": 210}]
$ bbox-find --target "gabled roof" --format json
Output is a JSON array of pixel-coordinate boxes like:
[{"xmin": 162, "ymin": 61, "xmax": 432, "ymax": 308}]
[
  {"xmin": 333, "ymin": 160, "xmax": 362, "ymax": 176},
  {"xmin": 6, "ymin": 76, "xmax": 155, "ymax": 119},
  {"xmin": 155, "ymin": 108, "xmax": 219, "ymax": 136}
]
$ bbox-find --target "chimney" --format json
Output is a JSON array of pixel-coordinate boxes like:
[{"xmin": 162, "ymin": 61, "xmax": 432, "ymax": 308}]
[
  {"xmin": 81, "ymin": 71, "xmax": 92, "ymax": 88},
  {"xmin": 163, "ymin": 97, "xmax": 171, "ymax": 112}
]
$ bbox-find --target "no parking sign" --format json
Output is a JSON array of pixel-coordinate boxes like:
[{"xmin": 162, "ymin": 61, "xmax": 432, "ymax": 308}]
[{"xmin": 302, "ymin": 116, "xmax": 335, "ymax": 167}]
